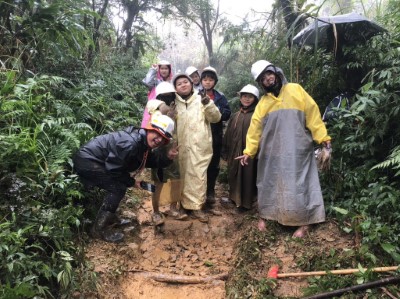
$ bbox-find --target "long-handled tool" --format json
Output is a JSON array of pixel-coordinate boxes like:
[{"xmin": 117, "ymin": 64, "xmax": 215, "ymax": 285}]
[{"xmin": 267, "ymin": 265, "xmax": 399, "ymax": 279}]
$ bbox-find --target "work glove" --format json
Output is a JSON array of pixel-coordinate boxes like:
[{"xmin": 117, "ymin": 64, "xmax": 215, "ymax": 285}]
[
  {"xmin": 166, "ymin": 102, "xmax": 177, "ymax": 120},
  {"xmin": 158, "ymin": 102, "xmax": 170, "ymax": 115},
  {"xmin": 201, "ymin": 94, "xmax": 210, "ymax": 105},
  {"xmin": 316, "ymin": 141, "xmax": 332, "ymax": 171}
]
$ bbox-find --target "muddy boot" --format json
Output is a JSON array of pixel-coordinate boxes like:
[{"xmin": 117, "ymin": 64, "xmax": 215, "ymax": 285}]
[
  {"xmin": 206, "ymin": 193, "xmax": 216, "ymax": 205},
  {"xmin": 108, "ymin": 213, "xmax": 132, "ymax": 227},
  {"xmin": 191, "ymin": 210, "xmax": 209, "ymax": 223},
  {"xmin": 175, "ymin": 207, "xmax": 188, "ymax": 221},
  {"xmin": 152, "ymin": 212, "xmax": 165, "ymax": 226},
  {"xmin": 92, "ymin": 210, "xmax": 124, "ymax": 243},
  {"xmin": 168, "ymin": 203, "xmax": 179, "ymax": 218}
]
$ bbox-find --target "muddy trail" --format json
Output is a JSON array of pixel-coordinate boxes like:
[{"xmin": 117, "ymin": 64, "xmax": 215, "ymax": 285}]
[{"xmin": 85, "ymin": 172, "xmax": 355, "ymax": 299}]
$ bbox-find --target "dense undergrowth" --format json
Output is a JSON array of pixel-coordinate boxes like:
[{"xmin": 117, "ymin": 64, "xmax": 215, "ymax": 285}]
[
  {"xmin": 1, "ymin": 0, "xmax": 400, "ymax": 297},
  {"xmin": 0, "ymin": 55, "xmax": 148, "ymax": 297}
]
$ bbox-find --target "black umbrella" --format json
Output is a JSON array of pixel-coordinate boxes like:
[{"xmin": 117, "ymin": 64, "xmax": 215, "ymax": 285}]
[{"xmin": 292, "ymin": 12, "xmax": 386, "ymax": 51}]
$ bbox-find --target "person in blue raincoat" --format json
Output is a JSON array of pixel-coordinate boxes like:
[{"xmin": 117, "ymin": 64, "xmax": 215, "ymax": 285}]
[
  {"xmin": 237, "ymin": 60, "xmax": 331, "ymax": 238},
  {"xmin": 201, "ymin": 66, "xmax": 231, "ymax": 204}
]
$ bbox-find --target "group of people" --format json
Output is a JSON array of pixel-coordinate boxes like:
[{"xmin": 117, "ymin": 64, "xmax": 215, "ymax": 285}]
[
  {"xmin": 73, "ymin": 59, "xmax": 331, "ymax": 243},
  {"xmin": 142, "ymin": 62, "xmax": 231, "ymax": 224}
]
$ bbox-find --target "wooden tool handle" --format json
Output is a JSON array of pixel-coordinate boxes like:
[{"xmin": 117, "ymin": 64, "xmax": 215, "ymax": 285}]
[{"xmin": 277, "ymin": 266, "xmax": 399, "ymax": 278}]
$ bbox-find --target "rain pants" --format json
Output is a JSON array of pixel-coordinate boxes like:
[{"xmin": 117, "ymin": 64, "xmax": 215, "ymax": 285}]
[
  {"xmin": 244, "ymin": 83, "xmax": 331, "ymax": 226},
  {"xmin": 175, "ymin": 92, "xmax": 221, "ymax": 210}
]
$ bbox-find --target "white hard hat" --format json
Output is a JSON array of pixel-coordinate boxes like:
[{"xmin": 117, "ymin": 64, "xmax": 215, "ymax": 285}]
[
  {"xmin": 158, "ymin": 60, "xmax": 171, "ymax": 66},
  {"xmin": 172, "ymin": 73, "xmax": 193, "ymax": 87},
  {"xmin": 239, "ymin": 84, "xmax": 260, "ymax": 99},
  {"xmin": 185, "ymin": 66, "xmax": 199, "ymax": 76},
  {"xmin": 147, "ymin": 114, "xmax": 175, "ymax": 144},
  {"xmin": 202, "ymin": 66, "xmax": 217, "ymax": 76},
  {"xmin": 251, "ymin": 60, "xmax": 272, "ymax": 81},
  {"xmin": 155, "ymin": 82, "xmax": 176, "ymax": 98}
]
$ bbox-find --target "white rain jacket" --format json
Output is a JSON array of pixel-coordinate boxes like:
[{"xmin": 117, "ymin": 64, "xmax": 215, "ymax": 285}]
[
  {"xmin": 244, "ymin": 76, "xmax": 331, "ymax": 226},
  {"xmin": 175, "ymin": 92, "xmax": 221, "ymax": 210}
]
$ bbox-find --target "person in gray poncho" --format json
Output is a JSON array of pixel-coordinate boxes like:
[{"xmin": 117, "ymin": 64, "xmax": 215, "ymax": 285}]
[{"xmin": 237, "ymin": 60, "xmax": 332, "ymax": 238}]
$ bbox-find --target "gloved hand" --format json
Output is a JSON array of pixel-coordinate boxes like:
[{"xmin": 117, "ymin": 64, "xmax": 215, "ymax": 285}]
[
  {"xmin": 201, "ymin": 94, "xmax": 210, "ymax": 105},
  {"xmin": 166, "ymin": 102, "xmax": 177, "ymax": 120},
  {"xmin": 322, "ymin": 141, "xmax": 332, "ymax": 151},
  {"xmin": 167, "ymin": 142, "xmax": 180, "ymax": 160},
  {"xmin": 158, "ymin": 103, "xmax": 170, "ymax": 115},
  {"xmin": 317, "ymin": 141, "xmax": 332, "ymax": 171}
]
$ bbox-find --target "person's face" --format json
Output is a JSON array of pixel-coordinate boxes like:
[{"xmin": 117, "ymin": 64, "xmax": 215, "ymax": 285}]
[
  {"xmin": 190, "ymin": 72, "xmax": 200, "ymax": 85},
  {"xmin": 201, "ymin": 76, "xmax": 215, "ymax": 91},
  {"xmin": 147, "ymin": 131, "xmax": 166, "ymax": 149},
  {"xmin": 260, "ymin": 71, "xmax": 276, "ymax": 87},
  {"xmin": 175, "ymin": 77, "xmax": 193, "ymax": 96},
  {"xmin": 240, "ymin": 93, "xmax": 256, "ymax": 107},
  {"xmin": 159, "ymin": 65, "xmax": 170, "ymax": 80}
]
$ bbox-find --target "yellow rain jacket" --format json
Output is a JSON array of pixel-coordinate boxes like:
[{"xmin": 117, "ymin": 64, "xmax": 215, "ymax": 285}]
[
  {"xmin": 244, "ymin": 82, "xmax": 331, "ymax": 226},
  {"xmin": 175, "ymin": 92, "xmax": 221, "ymax": 210}
]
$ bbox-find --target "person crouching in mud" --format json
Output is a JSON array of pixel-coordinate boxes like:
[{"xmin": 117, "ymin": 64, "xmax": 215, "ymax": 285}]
[
  {"xmin": 236, "ymin": 60, "xmax": 332, "ymax": 238},
  {"xmin": 73, "ymin": 115, "xmax": 178, "ymax": 243}
]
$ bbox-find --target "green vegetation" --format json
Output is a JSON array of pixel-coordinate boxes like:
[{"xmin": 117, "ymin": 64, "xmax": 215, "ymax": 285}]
[{"xmin": 1, "ymin": 0, "xmax": 400, "ymax": 297}]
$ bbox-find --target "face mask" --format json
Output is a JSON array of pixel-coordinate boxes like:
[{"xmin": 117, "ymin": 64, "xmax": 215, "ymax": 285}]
[{"xmin": 158, "ymin": 94, "xmax": 176, "ymax": 106}]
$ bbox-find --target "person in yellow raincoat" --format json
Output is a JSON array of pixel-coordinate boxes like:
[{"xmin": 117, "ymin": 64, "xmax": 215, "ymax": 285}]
[
  {"xmin": 145, "ymin": 82, "xmax": 187, "ymax": 225},
  {"xmin": 237, "ymin": 60, "xmax": 332, "ymax": 238},
  {"xmin": 173, "ymin": 73, "xmax": 221, "ymax": 223}
]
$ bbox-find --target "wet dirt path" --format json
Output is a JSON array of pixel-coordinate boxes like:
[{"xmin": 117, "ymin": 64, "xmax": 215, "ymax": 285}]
[
  {"xmin": 86, "ymin": 183, "xmax": 247, "ymax": 299},
  {"xmin": 85, "ymin": 180, "xmax": 355, "ymax": 299}
]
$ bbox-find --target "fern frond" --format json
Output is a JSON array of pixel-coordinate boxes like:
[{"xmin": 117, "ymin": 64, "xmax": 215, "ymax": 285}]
[{"xmin": 371, "ymin": 146, "xmax": 400, "ymax": 174}]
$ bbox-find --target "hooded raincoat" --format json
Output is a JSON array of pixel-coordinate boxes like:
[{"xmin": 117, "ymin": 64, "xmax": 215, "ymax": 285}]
[
  {"xmin": 141, "ymin": 65, "xmax": 173, "ymax": 127},
  {"xmin": 175, "ymin": 92, "xmax": 221, "ymax": 210},
  {"xmin": 244, "ymin": 68, "xmax": 331, "ymax": 226},
  {"xmin": 222, "ymin": 103, "xmax": 257, "ymax": 209}
]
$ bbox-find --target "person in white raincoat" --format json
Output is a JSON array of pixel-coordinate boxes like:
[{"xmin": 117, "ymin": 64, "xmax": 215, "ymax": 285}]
[
  {"xmin": 237, "ymin": 60, "xmax": 332, "ymax": 238},
  {"xmin": 173, "ymin": 73, "xmax": 221, "ymax": 222}
]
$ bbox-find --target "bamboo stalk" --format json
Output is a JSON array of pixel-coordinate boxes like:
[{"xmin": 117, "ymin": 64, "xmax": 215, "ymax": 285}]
[{"xmin": 278, "ymin": 266, "xmax": 398, "ymax": 278}]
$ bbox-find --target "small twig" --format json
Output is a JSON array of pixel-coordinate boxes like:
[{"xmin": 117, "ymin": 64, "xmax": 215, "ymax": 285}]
[
  {"xmin": 381, "ymin": 287, "xmax": 397, "ymax": 299},
  {"xmin": 125, "ymin": 269, "xmax": 229, "ymax": 284}
]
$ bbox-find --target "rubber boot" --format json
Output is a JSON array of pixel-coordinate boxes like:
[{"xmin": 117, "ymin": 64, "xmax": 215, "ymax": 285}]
[
  {"xmin": 92, "ymin": 210, "xmax": 124, "ymax": 243},
  {"xmin": 108, "ymin": 213, "xmax": 132, "ymax": 226},
  {"xmin": 191, "ymin": 210, "xmax": 209, "ymax": 223}
]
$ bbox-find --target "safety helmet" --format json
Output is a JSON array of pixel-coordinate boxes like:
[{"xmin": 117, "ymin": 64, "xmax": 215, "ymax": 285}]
[
  {"xmin": 172, "ymin": 73, "xmax": 193, "ymax": 87},
  {"xmin": 146, "ymin": 114, "xmax": 175, "ymax": 144},
  {"xmin": 251, "ymin": 60, "xmax": 272, "ymax": 81},
  {"xmin": 201, "ymin": 66, "xmax": 218, "ymax": 84},
  {"xmin": 155, "ymin": 82, "xmax": 176, "ymax": 98},
  {"xmin": 158, "ymin": 60, "xmax": 171, "ymax": 66},
  {"xmin": 185, "ymin": 66, "xmax": 199, "ymax": 77},
  {"xmin": 202, "ymin": 66, "xmax": 217, "ymax": 77},
  {"xmin": 239, "ymin": 84, "xmax": 260, "ymax": 99}
]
